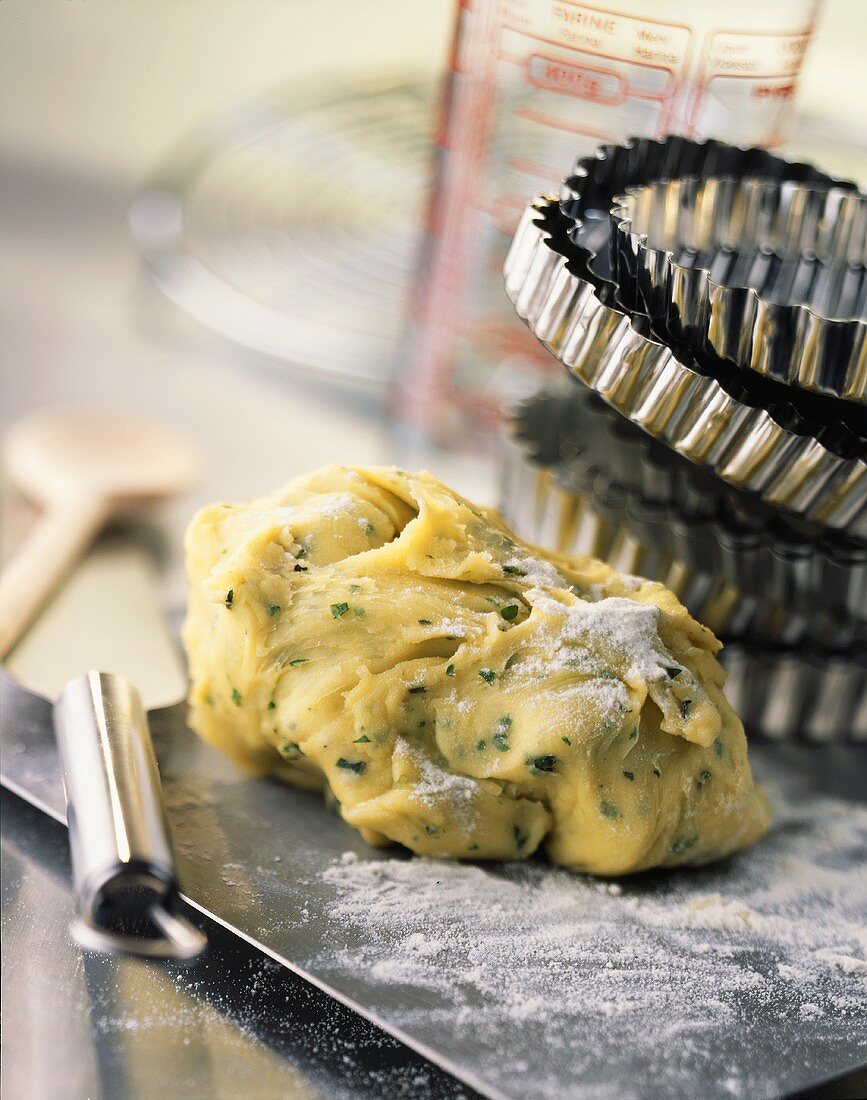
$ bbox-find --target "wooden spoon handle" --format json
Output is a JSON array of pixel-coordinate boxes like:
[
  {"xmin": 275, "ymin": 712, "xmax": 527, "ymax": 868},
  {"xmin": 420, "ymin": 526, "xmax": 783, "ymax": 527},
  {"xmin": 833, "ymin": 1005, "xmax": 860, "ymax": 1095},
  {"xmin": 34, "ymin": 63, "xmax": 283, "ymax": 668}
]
[{"xmin": 0, "ymin": 495, "xmax": 108, "ymax": 660}]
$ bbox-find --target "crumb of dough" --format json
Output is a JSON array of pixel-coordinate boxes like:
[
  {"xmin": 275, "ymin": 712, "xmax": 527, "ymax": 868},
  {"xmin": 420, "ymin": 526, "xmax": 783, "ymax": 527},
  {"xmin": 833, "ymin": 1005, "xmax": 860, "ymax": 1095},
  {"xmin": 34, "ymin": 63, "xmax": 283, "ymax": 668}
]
[{"xmin": 182, "ymin": 465, "xmax": 769, "ymax": 875}]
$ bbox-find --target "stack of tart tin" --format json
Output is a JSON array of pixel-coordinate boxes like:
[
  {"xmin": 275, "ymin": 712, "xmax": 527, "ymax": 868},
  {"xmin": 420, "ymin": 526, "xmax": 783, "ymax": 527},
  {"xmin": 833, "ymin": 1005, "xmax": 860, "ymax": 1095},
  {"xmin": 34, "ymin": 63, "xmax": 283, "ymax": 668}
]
[{"xmin": 500, "ymin": 137, "xmax": 866, "ymax": 742}]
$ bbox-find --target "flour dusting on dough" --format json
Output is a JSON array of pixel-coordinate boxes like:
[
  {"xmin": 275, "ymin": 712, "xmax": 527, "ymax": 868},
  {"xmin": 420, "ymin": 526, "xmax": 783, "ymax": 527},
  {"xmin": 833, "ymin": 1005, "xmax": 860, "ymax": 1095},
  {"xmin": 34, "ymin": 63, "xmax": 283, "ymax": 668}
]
[
  {"xmin": 183, "ymin": 465, "xmax": 769, "ymax": 876},
  {"xmin": 396, "ymin": 737, "xmax": 480, "ymax": 828},
  {"xmin": 529, "ymin": 594, "xmax": 674, "ymax": 681}
]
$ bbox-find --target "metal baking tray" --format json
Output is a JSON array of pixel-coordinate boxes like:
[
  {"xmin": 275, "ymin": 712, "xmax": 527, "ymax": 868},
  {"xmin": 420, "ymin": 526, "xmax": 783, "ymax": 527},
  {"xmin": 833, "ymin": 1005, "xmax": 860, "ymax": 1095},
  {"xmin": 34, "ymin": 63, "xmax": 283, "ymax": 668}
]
[{"xmin": 3, "ymin": 672, "xmax": 866, "ymax": 1100}]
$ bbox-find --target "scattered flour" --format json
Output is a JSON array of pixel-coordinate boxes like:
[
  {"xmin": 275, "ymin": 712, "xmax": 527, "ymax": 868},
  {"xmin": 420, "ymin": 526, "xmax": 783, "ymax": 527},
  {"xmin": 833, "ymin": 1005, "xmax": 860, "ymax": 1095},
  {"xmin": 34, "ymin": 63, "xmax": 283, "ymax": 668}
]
[
  {"xmin": 267, "ymin": 493, "xmax": 358, "ymax": 529},
  {"xmin": 395, "ymin": 737, "xmax": 480, "ymax": 827},
  {"xmin": 527, "ymin": 592, "xmax": 675, "ymax": 682},
  {"xmin": 503, "ymin": 550, "xmax": 568, "ymax": 590},
  {"xmin": 315, "ymin": 781, "xmax": 867, "ymax": 1100},
  {"xmin": 312, "ymin": 492, "xmax": 358, "ymax": 519}
]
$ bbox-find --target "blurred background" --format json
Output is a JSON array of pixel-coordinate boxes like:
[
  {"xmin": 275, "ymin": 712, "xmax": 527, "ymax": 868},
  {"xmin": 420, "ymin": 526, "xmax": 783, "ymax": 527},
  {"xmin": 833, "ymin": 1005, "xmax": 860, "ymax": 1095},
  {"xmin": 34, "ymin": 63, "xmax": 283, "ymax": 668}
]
[{"xmin": 1, "ymin": 0, "xmax": 866, "ymax": 593}]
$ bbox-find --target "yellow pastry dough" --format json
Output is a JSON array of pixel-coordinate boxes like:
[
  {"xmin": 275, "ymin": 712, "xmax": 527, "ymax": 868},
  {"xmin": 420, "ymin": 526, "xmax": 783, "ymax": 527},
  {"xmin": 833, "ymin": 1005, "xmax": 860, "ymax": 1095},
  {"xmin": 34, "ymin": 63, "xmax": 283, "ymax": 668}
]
[{"xmin": 183, "ymin": 465, "xmax": 769, "ymax": 875}]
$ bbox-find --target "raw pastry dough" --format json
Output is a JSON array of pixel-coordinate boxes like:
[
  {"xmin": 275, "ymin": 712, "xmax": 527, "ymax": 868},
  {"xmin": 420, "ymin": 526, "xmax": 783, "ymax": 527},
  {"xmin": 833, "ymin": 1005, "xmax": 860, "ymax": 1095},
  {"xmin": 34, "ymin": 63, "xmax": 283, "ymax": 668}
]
[{"xmin": 183, "ymin": 466, "xmax": 769, "ymax": 875}]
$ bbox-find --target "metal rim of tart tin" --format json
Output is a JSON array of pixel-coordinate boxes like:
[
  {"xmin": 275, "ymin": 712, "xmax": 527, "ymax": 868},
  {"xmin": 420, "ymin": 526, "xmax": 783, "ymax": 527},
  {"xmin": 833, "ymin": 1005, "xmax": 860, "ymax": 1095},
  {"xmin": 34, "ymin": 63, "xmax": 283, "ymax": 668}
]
[
  {"xmin": 505, "ymin": 197, "xmax": 867, "ymax": 535},
  {"xmin": 610, "ymin": 178, "xmax": 866, "ymax": 404}
]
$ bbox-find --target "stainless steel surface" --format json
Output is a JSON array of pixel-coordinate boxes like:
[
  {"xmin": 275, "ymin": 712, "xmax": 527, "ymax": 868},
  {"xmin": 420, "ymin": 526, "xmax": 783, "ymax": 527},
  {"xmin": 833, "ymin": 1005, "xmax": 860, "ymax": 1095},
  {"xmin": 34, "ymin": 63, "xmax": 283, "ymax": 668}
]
[
  {"xmin": 4, "ymin": 538, "xmax": 203, "ymax": 959},
  {"xmin": 3, "ymin": 672, "xmax": 867, "ymax": 1100},
  {"xmin": 504, "ymin": 196, "xmax": 867, "ymax": 535},
  {"xmin": 54, "ymin": 671, "xmax": 205, "ymax": 959},
  {"xmin": 129, "ymin": 74, "xmax": 431, "ymax": 388},
  {"xmin": 612, "ymin": 178, "xmax": 867, "ymax": 403},
  {"xmin": 0, "ymin": 789, "xmax": 473, "ymax": 1100}
]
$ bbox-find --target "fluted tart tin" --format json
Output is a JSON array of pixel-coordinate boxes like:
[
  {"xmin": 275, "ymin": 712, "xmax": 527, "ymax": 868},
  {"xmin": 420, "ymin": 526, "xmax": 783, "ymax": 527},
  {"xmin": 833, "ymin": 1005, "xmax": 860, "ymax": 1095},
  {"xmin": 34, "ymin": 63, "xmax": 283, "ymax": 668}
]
[
  {"xmin": 499, "ymin": 393, "xmax": 867, "ymax": 743},
  {"xmin": 505, "ymin": 198, "xmax": 867, "ymax": 535},
  {"xmin": 612, "ymin": 178, "xmax": 867, "ymax": 403}
]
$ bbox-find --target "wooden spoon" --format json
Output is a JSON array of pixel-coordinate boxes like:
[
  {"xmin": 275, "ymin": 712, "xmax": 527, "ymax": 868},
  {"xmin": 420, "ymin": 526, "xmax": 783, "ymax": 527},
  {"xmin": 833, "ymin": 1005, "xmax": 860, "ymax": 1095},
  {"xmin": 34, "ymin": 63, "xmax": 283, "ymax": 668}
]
[{"xmin": 0, "ymin": 410, "xmax": 201, "ymax": 659}]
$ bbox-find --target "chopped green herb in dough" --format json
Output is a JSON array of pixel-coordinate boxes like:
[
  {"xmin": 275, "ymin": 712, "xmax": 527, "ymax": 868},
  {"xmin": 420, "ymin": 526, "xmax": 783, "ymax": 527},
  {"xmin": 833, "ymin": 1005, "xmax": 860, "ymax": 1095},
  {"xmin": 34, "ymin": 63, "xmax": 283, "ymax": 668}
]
[
  {"xmin": 336, "ymin": 758, "xmax": 366, "ymax": 775},
  {"xmin": 527, "ymin": 755, "xmax": 557, "ymax": 774},
  {"xmin": 491, "ymin": 716, "xmax": 512, "ymax": 752},
  {"xmin": 668, "ymin": 835, "xmax": 698, "ymax": 854},
  {"xmin": 184, "ymin": 463, "xmax": 770, "ymax": 877}
]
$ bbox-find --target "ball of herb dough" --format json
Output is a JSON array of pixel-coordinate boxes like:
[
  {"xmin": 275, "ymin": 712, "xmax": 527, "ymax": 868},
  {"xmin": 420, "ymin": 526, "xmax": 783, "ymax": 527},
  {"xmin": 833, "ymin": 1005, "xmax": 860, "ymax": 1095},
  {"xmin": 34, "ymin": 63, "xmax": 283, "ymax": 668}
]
[{"xmin": 183, "ymin": 465, "xmax": 769, "ymax": 875}]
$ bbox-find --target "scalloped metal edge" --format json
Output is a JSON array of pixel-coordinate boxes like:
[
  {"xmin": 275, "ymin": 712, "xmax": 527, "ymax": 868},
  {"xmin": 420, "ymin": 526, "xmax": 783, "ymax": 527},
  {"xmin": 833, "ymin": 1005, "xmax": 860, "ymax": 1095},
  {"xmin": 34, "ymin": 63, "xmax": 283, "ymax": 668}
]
[
  {"xmin": 499, "ymin": 412, "xmax": 867, "ymax": 743},
  {"xmin": 504, "ymin": 198, "xmax": 867, "ymax": 534},
  {"xmin": 612, "ymin": 179, "xmax": 867, "ymax": 403},
  {"xmin": 562, "ymin": 454, "xmax": 867, "ymax": 629},
  {"xmin": 501, "ymin": 396, "xmax": 865, "ymax": 637},
  {"xmin": 499, "ymin": 408, "xmax": 748, "ymax": 634},
  {"xmin": 550, "ymin": 388, "xmax": 867, "ymax": 622},
  {"xmin": 721, "ymin": 643, "xmax": 867, "ymax": 744},
  {"xmin": 558, "ymin": 135, "xmax": 859, "ymax": 226}
]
